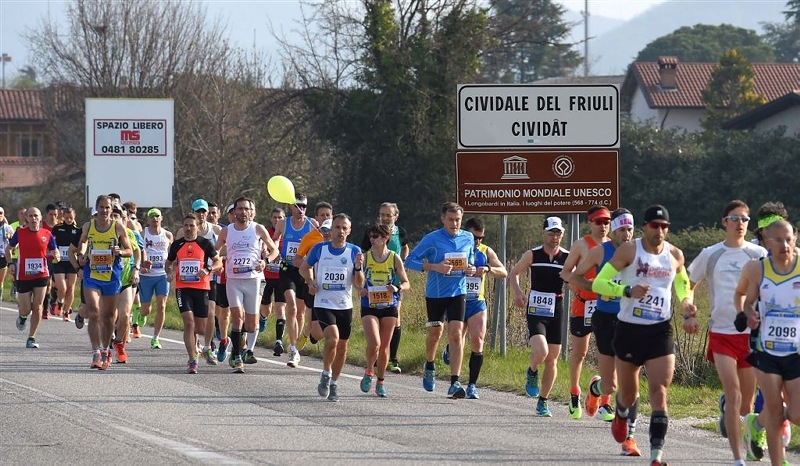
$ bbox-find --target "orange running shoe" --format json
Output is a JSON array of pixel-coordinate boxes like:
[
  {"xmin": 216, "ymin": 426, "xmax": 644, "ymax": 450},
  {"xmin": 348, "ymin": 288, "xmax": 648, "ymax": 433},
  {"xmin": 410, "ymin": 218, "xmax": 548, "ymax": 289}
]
[
  {"xmin": 100, "ymin": 349, "xmax": 112, "ymax": 370},
  {"xmin": 113, "ymin": 341, "xmax": 128, "ymax": 363},
  {"xmin": 585, "ymin": 375, "xmax": 601, "ymax": 418},
  {"xmin": 132, "ymin": 325, "xmax": 141, "ymax": 339},
  {"xmin": 620, "ymin": 436, "xmax": 641, "ymax": 456},
  {"xmin": 611, "ymin": 410, "xmax": 629, "ymax": 443}
]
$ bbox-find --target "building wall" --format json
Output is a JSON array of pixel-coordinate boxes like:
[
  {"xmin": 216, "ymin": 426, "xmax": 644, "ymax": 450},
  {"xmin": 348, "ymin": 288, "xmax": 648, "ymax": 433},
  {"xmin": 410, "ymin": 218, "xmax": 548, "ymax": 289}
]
[{"xmin": 753, "ymin": 106, "xmax": 800, "ymax": 135}]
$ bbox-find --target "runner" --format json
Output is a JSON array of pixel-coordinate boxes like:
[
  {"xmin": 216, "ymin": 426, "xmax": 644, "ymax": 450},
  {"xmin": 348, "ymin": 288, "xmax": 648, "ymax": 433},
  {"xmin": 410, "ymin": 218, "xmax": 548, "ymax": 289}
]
[
  {"xmin": 510, "ymin": 217, "xmax": 570, "ymax": 416},
  {"xmin": 8, "ymin": 207, "xmax": 26, "ymax": 300},
  {"xmin": 50, "ymin": 205, "xmax": 82, "ymax": 321},
  {"xmin": 294, "ymin": 202, "xmax": 335, "ymax": 345},
  {"xmin": 563, "ymin": 208, "xmax": 642, "ymax": 456},
  {"xmin": 260, "ymin": 207, "xmax": 287, "ymax": 356},
  {"xmin": 5, "ymin": 207, "xmax": 59, "ymax": 348},
  {"xmin": 300, "ymin": 213, "xmax": 364, "ymax": 401},
  {"xmin": 165, "ymin": 214, "xmax": 222, "ymax": 373},
  {"xmin": 358, "ymin": 223, "xmax": 411, "ymax": 397},
  {"xmin": 405, "ymin": 202, "xmax": 476, "ymax": 399},
  {"xmin": 215, "ymin": 196, "xmax": 278, "ymax": 372},
  {"xmin": 70, "ymin": 195, "xmax": 134, "ymax": 370},
  {"xmin": 138, "ymin": 207, "xmax": 173, "ymax": 348},
  {"xmin": 559, "ymin": 206, "xmax": 611, "ymax": 420},
  {"xmin": 215, "ymin": 204, "xmax": 236, "ymax": 363},
  {"xmin": 110, "ymin": 205, "xmax": 142, "ymax": 363},
  {"xmin": 41, "ymin": 203, "xmax": 60, "ymax": 318},
  {"xmin": 0, "ymin": 207, "xmax": 14, "ymax": 301},
  {"xmin": 688, "ymin": 200, "xmax": 766, "ymax": 465},
  {"xmin": 592, "ymin": 204, "xmax": 698, "ymax": 466}
]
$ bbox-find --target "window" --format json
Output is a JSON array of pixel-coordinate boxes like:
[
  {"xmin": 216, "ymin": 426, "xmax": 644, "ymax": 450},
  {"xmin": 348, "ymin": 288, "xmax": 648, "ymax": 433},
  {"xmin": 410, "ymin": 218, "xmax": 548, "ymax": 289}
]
[{"xmin": 19, "ymin": 136, "xmax": 41, "ymax": 157}]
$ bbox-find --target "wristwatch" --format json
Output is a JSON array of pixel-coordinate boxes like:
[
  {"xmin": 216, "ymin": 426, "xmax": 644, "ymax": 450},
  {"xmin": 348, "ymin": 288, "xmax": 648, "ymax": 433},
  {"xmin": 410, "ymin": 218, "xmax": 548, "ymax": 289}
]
[{"xmin": 623, "ymin": 285, "xmax": 632, "ymax": 298}]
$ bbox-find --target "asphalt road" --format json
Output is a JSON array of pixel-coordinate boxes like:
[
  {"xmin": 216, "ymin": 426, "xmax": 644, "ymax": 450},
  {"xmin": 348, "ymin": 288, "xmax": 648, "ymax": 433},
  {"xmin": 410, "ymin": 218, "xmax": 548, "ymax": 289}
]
[{"xmin": 1, "ymin": 302, "xmax": 795, "ymax": 465}]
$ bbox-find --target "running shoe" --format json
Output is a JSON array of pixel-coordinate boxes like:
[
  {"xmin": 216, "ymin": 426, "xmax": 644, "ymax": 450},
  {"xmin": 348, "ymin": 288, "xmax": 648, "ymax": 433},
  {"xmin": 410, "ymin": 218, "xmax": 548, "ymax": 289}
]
[
  {"xmin": 296, "ymin": 334, "xmax": 308, "ymax": 351},
  {"xmin": 536, "ymin": 398, "xmax": 552, "ymax": 417},
  {"xmin": 16, "ymin": 315, "xmax": 26, "ymax": 331},
  {"xmin": 525, "ymin": 367, "xmax": 540, "ymax": 398},
  {"xmin": 273, "ymin": 340, "xmax": 284, "ymax": 357},
  {"xmin": 100, "ymin": 349, "xmax": 112, "ymax": 370},
  {"xmin": 569, "ymin": 394, "xmax": 582, "ymax": 419},
  {"xmin": 318, "ymin": 373, "xmax": 331, "ymax": 397},
  {"xmin": 744, "ymin": 413, "xmax": 766, "ymax": 461},
  {"xmin": 442, "ymin": 344, "xmax": 450, "ymax": 365},
  {"xmin": 232, "ymin": 357, "xmax": 245, "ymax": 373},
  {"xmin": 150, "ymin": 337, "xmax": 162, "ymax": 349},
  {"xmin": 718, "ymin": 393, "xmax": 727, "ymax": 438},
  {"xmin": 113, "ymin": 340, "xmax": 127, "ymax": 363},
  {"xmin": 423, "ymin": 366, "xmax": 436, "ymax": 392},
  {"xmin": 203, "ymin": 348, "xmax": 217, "ymax": 365},
  {"xmin": 611, "ymin": 411, "xmax": 629, "ymax": 443},
  {"xmin": 75, "ymin": 313, "xmax": 85, "ymax": 329},
  {"xmin": 217, "ymin": 339, "xmax": 230, "ymax": 363},
  {"xmin": 26, "ymin": 337, "xmax": 39, "ymax": 349},
  {"xmin": 585, "ymin": 375, "xmax": 601, "ymax": 417},
  {"xmin": 41, "ymin": 308, "xmax": 49, "ymax": 320},
  {"xmin": 360, "ymin": 372, "xmax": 374, "ymax": 393},
  {"xmin": 376, "ymin": 382, "xmax": 387, "ymax": 398},
  {"xmin": 597, "ymin": 404, "xmax": 615, "ymax": 422},
  {"xmin": 754, "ymin": 387, "xmax": 764, "ymax": 413},
  {"xmin": 187, "ymin": 359, "xmax": 198, "ymax": 374},
  {"xmin": 466, "ymin": 383, "xmax": 479, "ymax": 399},
  {"xmin": 90, "ymin": 351, "xmax": 102, "ymax": 369},
  {"xmin": 328, "ymin": 384, "xmax": 339, "ymax": 402},
  {"xmin": 782, "ymin": 418, "xmax": 792, "ymax": 447},
  {"xmin": 650, "ymin": 460, "xmax": 667, "ymax": 466},
  {"xmin": 447, "ymin": 381, "xmax": 466, "ymax": 399},
  {"xmin": 243, "ymin": 350, "xmax": 258, "ymax": 364},
  {"xmin": 620, "ymin": 436, "xmax": 642, "ymax": 456},
  {"xmin": 387, "ymin": 359, "xmax": 402, "ymax": 374},
  {"xmin": 287, "ymin": 348, "xmax": 300, "ymax": 368},
  {"xmin": 131, "ymin": 324, "xmax": 140, "ymax": 338},
  {"xmin": 63, "ymin": 308, "xmax": 71, "ymax": 322},
  {"xmin": 258, "ymin": 315, "xmax": 267, "ymax": 333}
]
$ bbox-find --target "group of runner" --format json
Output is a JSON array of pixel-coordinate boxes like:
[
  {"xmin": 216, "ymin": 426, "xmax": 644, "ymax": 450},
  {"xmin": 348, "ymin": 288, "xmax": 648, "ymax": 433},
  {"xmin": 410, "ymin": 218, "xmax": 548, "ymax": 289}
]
[{"xmin": 3, "ymin": 196, "xmax": 799, "ymax": 465}]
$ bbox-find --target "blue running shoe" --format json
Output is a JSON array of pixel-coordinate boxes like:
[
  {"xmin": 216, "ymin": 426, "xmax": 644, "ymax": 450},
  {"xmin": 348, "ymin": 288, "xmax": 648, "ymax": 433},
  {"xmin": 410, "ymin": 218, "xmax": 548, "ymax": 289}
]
[
  {"xmin": 718, "ymin": 393, "xmax": 727, "ymax": 438},
  {"xmin": 536, "ymin": 397, "xmax": 552, "ymax": 417},
  {"xmin": 217, "ymin": 339, "xmax": 230, "ymax": 363},
  {"xmin": 447, "ymin": 381, "xmax": 466, "ymax": 399},
  {"xmin": 526, "ymin": 367, "xmax": 540, "ymax": 397},
  {"xmin": 466, "ymin": 383, "xmax": 479, "ymax": 399},
  {"xmin": 754, "ymin": 387, "xmax": 764, "ymax": 414},
  {"xmin": 442, "ymin": 344, "xmax": 450, "ymax": 365},
  {"xmin": 423, "ymin": 365, "xmax": 436, "ymax": 392},
  {"xmin": 258, "ymin": 315, "xmax": 267, "ymax": 333},
  {"xmin": 360, "ymin": 372, "xmax": 373, "ymax": 393}
]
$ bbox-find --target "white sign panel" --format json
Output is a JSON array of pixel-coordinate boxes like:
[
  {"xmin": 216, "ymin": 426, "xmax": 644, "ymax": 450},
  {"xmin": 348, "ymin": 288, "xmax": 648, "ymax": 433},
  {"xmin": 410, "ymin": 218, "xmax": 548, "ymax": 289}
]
[
  {"xmin": 85, "ymin": 99, "xmax": 174, "ymax": 207},
  {"xmin": 457, "ymin": 84, "xmax": 619, "ymax": 149}
]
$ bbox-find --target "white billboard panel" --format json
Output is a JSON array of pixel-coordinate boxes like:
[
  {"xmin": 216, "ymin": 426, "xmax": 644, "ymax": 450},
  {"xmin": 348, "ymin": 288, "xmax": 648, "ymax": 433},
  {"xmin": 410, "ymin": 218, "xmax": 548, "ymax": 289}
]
[{"xmin": 85, "ymin": 99, "xmax": 174, "ymax": 207}]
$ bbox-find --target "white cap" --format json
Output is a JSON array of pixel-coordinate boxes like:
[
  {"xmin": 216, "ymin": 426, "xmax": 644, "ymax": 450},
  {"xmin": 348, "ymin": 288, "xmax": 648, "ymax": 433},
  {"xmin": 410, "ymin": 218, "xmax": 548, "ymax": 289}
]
[
  {"xmin": 91, "ymin": 207, "xmax": 97, "ymax": 216},
  {"xmin": 227, "ymin": 204, "xmax": 235, "ymax": 213},
  {"xmin": 543, "ymin": 216, "xmax": 564, "ymax": 232},
  {"xmin": 320, "ymin": 219, "xmax": 333, "ymax": 232}
]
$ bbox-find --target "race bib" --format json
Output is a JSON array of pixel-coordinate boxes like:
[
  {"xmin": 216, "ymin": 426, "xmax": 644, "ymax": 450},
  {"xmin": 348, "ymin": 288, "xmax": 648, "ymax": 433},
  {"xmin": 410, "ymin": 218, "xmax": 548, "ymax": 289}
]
[
  {"xmin": 527, "ymin": 290, "xmax": 556, "ymax": 317},
  {"xmin": 445, "ymin": 252, "xmax": 467, "ymax": 276},
  {"xmin": 466, "ymin": 276, "xmax": 481, "ymax": 300},
  {"xmin": 321, "ymin": 266, "xmax": 347, "ymax": 291},
  {"xmin": 285, "ymin": 241, "xmax": 300, "ymax": 262},
  {"xmin": 179, "ymin": 259, "xmax": 202, "ymax": 282},
  {"xmin": 58, "ymin": 245, "xmax": 70, "ymax": 262},
  {"xmin": 149, "ymin": 254, "xmax": 165, "ymax": 269},
  {"xmin": 230, "ymin": 255, "xmax": 253, "ymax": 275},
  {"xmin": 584, "ymin": 299, "xmax": 597, "ymax": 327},
  {"xmin": 367, "ymin": 285, "xmax": 392, "ymax": 308},
  {"xmin": 762, "ymin": 312, "xmax": 800, "ymax": 355},
  {"xmin": 25, "ymin": 258, "xmax": 45, "ymax": 276},
  {"xmin": 266, "ymin": 259, "xmax": 281, "ymax": 273},
  {"xmin": 631, "ymin": 287, "xmax": 669, "ymax": 322},
  {"xmin": 90, "ymin": 249, "xmax": 113, "ymax": 272}
]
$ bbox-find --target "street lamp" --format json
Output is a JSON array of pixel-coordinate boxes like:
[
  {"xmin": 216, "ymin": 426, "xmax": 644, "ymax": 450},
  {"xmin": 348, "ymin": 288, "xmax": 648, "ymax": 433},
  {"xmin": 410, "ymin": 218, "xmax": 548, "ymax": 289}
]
[{"xmin": 1, "ymin": 53, "xmax": 11, "ymax": 88}]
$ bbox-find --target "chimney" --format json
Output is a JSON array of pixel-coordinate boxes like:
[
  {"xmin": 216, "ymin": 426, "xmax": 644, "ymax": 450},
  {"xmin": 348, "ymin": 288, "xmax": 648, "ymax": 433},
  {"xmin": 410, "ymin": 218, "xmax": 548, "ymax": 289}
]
[{"xmin": 657, "ymin": 56, "xmax": 679, "ymax": 90}]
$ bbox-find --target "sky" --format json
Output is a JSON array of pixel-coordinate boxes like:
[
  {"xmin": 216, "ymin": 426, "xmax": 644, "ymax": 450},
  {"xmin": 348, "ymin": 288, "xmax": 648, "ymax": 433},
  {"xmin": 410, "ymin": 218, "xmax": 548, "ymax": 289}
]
[{"xmin": 0, "ymin": 0, "xmax": 665, "ymax": 82}]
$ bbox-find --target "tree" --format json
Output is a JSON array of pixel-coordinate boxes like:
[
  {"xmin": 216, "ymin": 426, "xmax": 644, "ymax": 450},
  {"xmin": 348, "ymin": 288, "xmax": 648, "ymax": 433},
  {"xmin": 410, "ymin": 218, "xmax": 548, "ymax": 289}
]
[
  {"xmin": 762, "ymin": 21, "xmax": 800, "ymax": 62},
  {"xmin": 482, "ymin": 0, "xmax": 581, "ymax": 83},
  {"xmin": 10, "ymin": 66, "xmax": 38, "ymax": 89},
  {"xmin": 636, "ymin": 24, "xmax": 775, "ymax": 63},
  {"xmin": 701, "ymin": 50, "xmax": 767, "ymax": 130},
  {"xmin": 786, "ymin": 0, "xmax": 800, "ymax": 24}
]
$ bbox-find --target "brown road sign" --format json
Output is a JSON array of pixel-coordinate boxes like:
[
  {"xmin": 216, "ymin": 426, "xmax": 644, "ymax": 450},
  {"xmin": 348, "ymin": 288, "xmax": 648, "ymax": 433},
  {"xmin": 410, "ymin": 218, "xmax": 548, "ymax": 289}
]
[{"xmin": 456, "ymin": 150, "xmax": 618, "ymax": 214}]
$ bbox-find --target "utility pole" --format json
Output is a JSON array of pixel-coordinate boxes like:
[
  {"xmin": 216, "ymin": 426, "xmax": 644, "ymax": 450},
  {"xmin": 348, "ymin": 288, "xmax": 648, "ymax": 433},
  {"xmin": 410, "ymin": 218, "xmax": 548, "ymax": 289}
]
[
  {"xmin": 583, "ymin": 0, "xmax": 590, "ymax": 77},
  {"xmin": 1, "ymin": 53, "xmax": 11, "ymax": 88}
]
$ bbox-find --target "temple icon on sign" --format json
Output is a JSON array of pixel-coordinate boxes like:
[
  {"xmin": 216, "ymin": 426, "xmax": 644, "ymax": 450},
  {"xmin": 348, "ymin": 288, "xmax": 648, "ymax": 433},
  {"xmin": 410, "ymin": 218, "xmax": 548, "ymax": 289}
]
[{"xmin": 501, "ymin": 155, "xmax": 530, "ymax": 180}]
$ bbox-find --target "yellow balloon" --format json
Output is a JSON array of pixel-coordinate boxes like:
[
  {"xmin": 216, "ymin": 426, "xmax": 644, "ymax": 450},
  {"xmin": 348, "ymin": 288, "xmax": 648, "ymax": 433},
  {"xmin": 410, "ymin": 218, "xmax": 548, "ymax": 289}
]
[{"xmin": 267, "ymin": 175, "xmax": 296, "ymax": 204}]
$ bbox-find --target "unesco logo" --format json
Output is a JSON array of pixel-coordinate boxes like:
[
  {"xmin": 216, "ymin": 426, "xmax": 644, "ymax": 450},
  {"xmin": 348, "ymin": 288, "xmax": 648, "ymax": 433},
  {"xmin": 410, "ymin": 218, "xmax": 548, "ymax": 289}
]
[{"xmin": 552, "ymin": 155, "xmax": 574, "ymax": 179}]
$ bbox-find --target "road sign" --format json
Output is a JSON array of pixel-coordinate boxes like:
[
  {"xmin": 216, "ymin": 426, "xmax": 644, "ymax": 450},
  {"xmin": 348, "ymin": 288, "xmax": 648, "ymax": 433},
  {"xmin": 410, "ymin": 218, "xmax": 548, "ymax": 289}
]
[
  {"xmin": 456, "ymin": 150, "xmax": 618, "ymax": 214},
  {"xmin": 457, "ymin": 84, "xmax": 619, "ymax": 149}
]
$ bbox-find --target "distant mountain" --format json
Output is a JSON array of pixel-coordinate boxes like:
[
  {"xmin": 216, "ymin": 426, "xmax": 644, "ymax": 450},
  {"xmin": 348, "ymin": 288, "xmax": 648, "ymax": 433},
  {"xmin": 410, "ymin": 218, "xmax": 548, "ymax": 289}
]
[{"xmin": 566, "ymin": 0, "xmax": 787, "ymax": 76}]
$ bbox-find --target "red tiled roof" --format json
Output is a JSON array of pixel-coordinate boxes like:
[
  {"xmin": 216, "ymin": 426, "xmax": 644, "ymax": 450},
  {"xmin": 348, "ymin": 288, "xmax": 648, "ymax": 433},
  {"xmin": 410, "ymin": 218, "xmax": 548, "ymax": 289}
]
[
  {"xmin": 0, "ymin": 89, "xmax": 45, "ymax": 120},
  {"xmin": 622, "ymin": 60, "xmax": 800, "ymax": 109}
]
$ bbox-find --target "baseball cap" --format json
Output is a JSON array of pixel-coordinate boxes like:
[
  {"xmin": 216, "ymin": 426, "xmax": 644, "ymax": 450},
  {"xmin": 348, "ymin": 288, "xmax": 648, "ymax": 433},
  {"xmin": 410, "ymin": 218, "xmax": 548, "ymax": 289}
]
[
  {"xmin": 643, "ymin": 205, "xmax": 670, "ymax": 224},
  {"xmin": 192, "ymin": 199, "xmax": 209, "ymax": 212},
  {"xmin": 91, "ymin": 207, "xmax": 97, "ymax": 216},
  {"xmin": 543, "ymin": 216, "xmax": 565, "ymax": 232},
  {"xmin": 227, "ymin": 204, "xmax": 235, "ymax": 213},
  {"xmin": 319, "ymin": 218, "xmax": 333, "ymax": 232},
  {"xmin": 147, "ymin": 208, "xmax": 162, "ymax": 218},
  {"xmin": 111, "ymin": 204, "xmax": 123, "ymax": 215}
]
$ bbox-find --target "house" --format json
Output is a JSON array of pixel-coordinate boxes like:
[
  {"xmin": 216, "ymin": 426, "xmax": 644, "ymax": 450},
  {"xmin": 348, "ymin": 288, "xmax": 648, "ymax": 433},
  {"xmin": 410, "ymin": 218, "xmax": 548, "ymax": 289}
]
[
  {"xmin": 0, "ymin": 89, "xmax": 54, "ymax": 189},
  {"xmin": 620, "ymin": 56, "xmax": 800, "ymax": 132},
  {"xmin": 722, "ymin": 91, "xmax": 800, "ymax": 135}
]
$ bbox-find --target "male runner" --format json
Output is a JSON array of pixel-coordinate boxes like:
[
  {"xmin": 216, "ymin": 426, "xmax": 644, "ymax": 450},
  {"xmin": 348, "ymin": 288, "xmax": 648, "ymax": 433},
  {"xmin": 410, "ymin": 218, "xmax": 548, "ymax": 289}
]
[
  {"xmin": 138, "ymin": 208, "xmax": 173, "ymax": 348},
  {"xmin": 110, "ymin": 205, "xmax": 142, "ymax": 363},
  {"xmin": 261, "ymin": 208, "xmax": 287, "ymax": 356}
]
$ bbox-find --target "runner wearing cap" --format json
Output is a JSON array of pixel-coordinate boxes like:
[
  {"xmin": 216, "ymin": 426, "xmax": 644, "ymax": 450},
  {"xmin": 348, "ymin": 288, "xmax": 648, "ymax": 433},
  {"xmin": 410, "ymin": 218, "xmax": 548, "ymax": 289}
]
[
  {"xmin": 510, "ymin": 216, "xmax": 570, "ymax": 417},
  {"xmin": 5, "ymin": 207, "xmax": 59, "ymax": 349},
  {"xmin": 563, "ymin": 208, "xmax": 642, "ymax": 456},
  {"xmin": 138, "ymin": 207, "xmax": 174, "ymax": 348},
  {"xmin": 110, "ymin": 205, "xmax": 142, "ymax": 363},
  {"xmin": 559, "ymin": 205, "xmax": 611, "ymax": 420},
  {"xmin": 260, "ymin": 208, "xmax": 287, "ymax": 356},
  {"xmin": 592, "ymin": 204, "xmax": 697, "ymax": 466}
]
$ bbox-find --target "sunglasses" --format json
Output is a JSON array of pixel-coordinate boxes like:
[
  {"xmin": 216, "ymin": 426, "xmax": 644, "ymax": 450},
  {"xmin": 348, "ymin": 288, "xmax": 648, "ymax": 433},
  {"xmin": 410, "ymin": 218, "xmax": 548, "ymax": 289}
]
[
  {"xmin": 725, "ymin": 214, "xmax": 750, "ymax": 223},
  {"xmin": 647, "ymin": 221, "xmax": 670, "ymax": 230},
  {"xmin": 592, "ymin": 219, "xmax": 610, "ymax": 226},
  {"xmin": 295, "ymin": 204, "xmax": 307, "ymax": 209},
  {"xmin": 473, "ymin": 235, "xmax": 485, "ymax": 240},
  {"xmin": 369, "ymin": 234, "xmax": 385, "ymax": 239}
]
